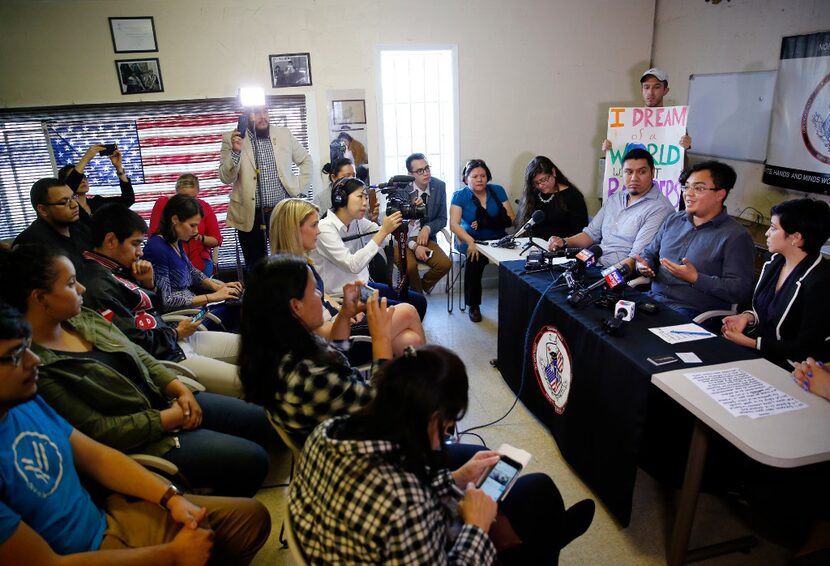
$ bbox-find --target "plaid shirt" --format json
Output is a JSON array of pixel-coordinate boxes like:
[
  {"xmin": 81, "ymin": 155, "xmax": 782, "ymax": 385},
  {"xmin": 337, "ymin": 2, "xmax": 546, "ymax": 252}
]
[
  {"xmin": 269, "ymin": 343, "xmax": 375, "ymax": 445},
  {"xmin": 231, "ymin": 130, "xmax": 288, "ymax": 208},
  {"xmin": 289, "ymin": 417, "xmax": 497, "ymax": 565}
]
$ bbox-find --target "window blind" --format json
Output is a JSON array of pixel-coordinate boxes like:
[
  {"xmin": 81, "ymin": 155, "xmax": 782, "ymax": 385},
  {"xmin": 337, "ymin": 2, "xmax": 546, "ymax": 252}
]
[{"xmin": 0, "ymin": 96, "xmax": 310, "ymax": 271}]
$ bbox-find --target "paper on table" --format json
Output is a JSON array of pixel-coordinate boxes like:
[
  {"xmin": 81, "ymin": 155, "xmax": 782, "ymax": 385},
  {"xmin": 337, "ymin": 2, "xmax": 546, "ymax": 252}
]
[
  {"xmin": 649, "ymin": 323, "xmax": 716, "ymax": 344},
  {"xmin": 683, "ymin": 367, "xmax": 807, "ymax": 419},
  {"xmin": 677, "ymin": 352, "xmax": 702, "ymax": 363}
]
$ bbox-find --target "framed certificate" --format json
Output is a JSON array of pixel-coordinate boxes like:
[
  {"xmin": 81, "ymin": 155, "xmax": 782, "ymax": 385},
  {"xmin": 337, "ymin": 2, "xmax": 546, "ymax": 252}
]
[{"xmin": 109, "ymin": 17, "xmax": 158, "ymax": 53}]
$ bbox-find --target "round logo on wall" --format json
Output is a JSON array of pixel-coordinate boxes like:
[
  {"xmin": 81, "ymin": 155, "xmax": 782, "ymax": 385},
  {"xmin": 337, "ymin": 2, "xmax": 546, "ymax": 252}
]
[
  {"xmin": 802, "ymin": 71, "xmax": 830, "ymax": 165},
  {"xmin": 532, "ymin": 326, "xmax": 573, "ymax": 415}
]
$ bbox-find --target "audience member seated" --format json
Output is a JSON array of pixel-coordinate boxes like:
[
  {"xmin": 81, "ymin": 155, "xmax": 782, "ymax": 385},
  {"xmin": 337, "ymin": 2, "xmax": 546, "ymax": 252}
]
[
  {"xmin": 311, "ymin": 177, "xmax": 428, "ymax": 319},
  {"xmin": 239, "ymin": 253, "xmax": 393, "ymax": 446},
  {"xmin": 792, "ymin": 358, "xmax": 830, "ymax": 401},
  {"xmin": 314, "ymin": 156, "xmax": 355, "ymax": 213},
  {"xmin": 0, "ymin": 244, "xmax": 271, "ymax": 497},
  {"xmin": 626, "ymin": 160, "xmax": 755, "ymax": 320},
  {"xmin": 269, "ymin": 198, "xmax": 425, "ymax": 357},
  {"xmin": 393, "ymin": 153, "xmax": 452, "ymax": 294},
  {"xmin": 516, "ymin": 156, "xmax": 589, "ymax": 243},
  {"xmin": 548, "ymin": 147, "xmax": 674, "ymax": 267},
  {"xmin": 13, "ymin": 177, "xmax": 92, "ymax": 277},
  {"xmin": 0, "ymin": 302, "xmax": 270, "ymax": 565},
  {"xmin": 82, "ymin": 204, "xmax": 242, "ymax": 397},
  {"xmin": 289, "ymin": 345, "xmax": 595, "ymax": 564},
  {"xmin": 450, "ymin": 159, "xmax": 515, "ymax": 323},
  {"xmin": 149, "ymin": 173, "xmax": 223, "ymax": 277},
  {"xmin": 722, "ymin": 198, "xmax": 830, "ymax": 368},
  {"xmin": 57, "ymin": 143, "xmax": 135, "ymax": 230},
  {"xmin": 142, "ymin": 195, "xmax": 242, "ymax": 331}
]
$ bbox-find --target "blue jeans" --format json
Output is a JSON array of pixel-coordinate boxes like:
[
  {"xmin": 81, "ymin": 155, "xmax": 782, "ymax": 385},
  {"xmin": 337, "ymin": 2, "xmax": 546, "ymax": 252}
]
[
  {"xmin": 162, "ymin": 392, "xmax": 272, "ymax": 497},
  {"xmin": 368, "ymin": 281, "xmax": 427, "ymax": 320}
]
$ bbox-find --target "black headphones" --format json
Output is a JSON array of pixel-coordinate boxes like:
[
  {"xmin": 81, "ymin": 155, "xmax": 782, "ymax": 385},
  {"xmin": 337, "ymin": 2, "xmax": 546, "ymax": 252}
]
[{"xmin": 331, "ymin": 176, "xmax": 365, "ymax": 209}]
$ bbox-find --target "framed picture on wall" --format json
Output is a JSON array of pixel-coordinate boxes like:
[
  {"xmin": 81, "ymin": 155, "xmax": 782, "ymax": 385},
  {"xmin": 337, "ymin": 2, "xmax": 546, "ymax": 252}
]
[
  {"xmin": 269, "ymin": 53, "xmax": 312, "ymax": 88},
  {"xmin": 115, "ymin": 58, "xmax": 164, "ymax": 95},
  {"xmin": 332, "ymin": 99, "xmax": 367, "ymax": 125},
  {"xmin": 109, "ymin": 17, "xmax": 158, "ymax": 53}
]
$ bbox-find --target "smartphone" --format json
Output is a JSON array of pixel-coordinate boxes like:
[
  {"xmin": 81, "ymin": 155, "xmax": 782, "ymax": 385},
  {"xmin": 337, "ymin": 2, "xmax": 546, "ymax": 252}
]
[
  {"xmin": 367, "ymin": 187, "xmax": 378, "ymax": 213},
  {"xmin": 99, "ymin": 143, "xmax": 117, "ymax": 156},
  {"xmin": 477, "ymin": 455, "xmax": 523, "ymax": 502},
  {"xmin": 647, "ymin": 354, "xmax": 679, "ymax": 367},
  {"xmin": 236, "ymin": 114, "xmax": 249, "ymax": 138},
  {"xmin": 358, "ymin": 285, "xmax": 373, "ymax": 303},
  {"xmin": 191, "ymin": 306, "xmax": 209, "ymax": 323}
]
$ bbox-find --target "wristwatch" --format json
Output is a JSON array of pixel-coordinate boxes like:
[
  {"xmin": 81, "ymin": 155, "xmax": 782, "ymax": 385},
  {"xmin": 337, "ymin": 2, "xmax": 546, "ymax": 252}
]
[{"xmin": 159, "ymin": 483, "xmax": 182, "ymax": 509}]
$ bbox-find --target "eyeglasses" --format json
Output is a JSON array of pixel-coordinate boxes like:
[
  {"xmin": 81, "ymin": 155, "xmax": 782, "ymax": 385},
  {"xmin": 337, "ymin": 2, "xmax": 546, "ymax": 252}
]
[
  {"xmin": 680, "ymin": 184, "xmax": 721, "ymax": 194},
  {"xmin": 411, "ymin": 165, "xmax": 431, "ymax": 176},
  {"xmin": 0, "ymin": 337, "xmax": 32, "ymax": 368},
  {"xmin": 43, "ymin": 194, "xmax": 80, "ymax": 207},
  {"xmin": 533, "ymin": 174, "xmax": 554, "ymax": 188}
]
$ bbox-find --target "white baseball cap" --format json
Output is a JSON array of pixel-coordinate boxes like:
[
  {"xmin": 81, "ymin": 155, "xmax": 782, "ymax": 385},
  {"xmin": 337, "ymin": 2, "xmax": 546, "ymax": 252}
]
[{"xmin": 640, "ymin": 67, "xmax": 668, "ymax": 83}]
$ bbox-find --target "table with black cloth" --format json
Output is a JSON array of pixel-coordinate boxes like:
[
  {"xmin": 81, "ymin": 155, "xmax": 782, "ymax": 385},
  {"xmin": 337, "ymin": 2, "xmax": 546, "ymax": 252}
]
[{"xmin": 496, "ymin": 260, "xmax": 759, "ymax": 525}]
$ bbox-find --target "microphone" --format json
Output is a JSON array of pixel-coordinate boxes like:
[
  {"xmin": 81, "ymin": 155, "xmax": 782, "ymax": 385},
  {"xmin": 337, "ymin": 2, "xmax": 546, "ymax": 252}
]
[
  {"xmin": 514, "ymin": 210, "xmax": 545, "ymax": 239},
  {"xmin": 545, "ymin": 247, "xmax": 585, "ymax": 258},
  {"xmin": 567, "ymin": 262, "xmax": 632, "ymax": 305},
  {"xmin": 373, "ymin": 175, "xmax": 416, "ymax": 189}
]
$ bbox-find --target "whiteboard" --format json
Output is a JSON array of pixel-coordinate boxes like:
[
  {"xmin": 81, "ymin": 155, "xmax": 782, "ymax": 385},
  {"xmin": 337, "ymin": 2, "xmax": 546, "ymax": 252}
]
[{"xmin": 687, "ymin": 71, "xmax": 777, "ymax": 163}]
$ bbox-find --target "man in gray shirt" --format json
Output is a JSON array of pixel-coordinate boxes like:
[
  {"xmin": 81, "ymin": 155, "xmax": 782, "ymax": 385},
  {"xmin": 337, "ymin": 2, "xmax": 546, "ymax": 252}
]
[
  {"xmin": 548, "ymin": 148, "xmax": 674, "ymax": 266},
  {"xmin": 627, "ymin": 160, "xmax": 755, "ymax": 318}
]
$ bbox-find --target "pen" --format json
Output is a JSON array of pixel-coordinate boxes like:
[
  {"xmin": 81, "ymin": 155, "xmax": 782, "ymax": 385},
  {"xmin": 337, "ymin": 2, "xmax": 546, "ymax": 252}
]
[{"xmin": 669, "ymin": 330, "xmax": 712, "ymax": 336}]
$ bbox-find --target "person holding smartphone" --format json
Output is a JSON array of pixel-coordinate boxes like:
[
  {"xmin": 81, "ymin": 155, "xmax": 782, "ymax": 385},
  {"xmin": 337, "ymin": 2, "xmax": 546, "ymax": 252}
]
[
  {"xmin": 58, "ymin": 143, "xmax": 135, "ymax": 228},
  {"xmin": 290, "ymin": 345, "xmax": 595, "ymax": 564}
]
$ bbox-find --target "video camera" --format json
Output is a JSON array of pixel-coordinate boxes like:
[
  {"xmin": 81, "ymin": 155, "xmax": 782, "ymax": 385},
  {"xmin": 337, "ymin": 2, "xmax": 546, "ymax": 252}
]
[{"xmin": 375, "ymin": 176, "xmax": 427, "ymax": 221}]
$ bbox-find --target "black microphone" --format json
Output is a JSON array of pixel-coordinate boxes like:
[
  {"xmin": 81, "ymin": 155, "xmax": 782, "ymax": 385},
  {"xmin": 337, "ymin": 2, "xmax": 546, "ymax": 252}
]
[
  {"xmin": 373, "ymin": 175, "xmax": 416, "ymax": 189},
  {"xmin": 513, "ymin": 210, "xmax": 545, "ymax": 239},
  {"xmin": 567, "ymin": 262, "xmax": 632, "ymax": 305},
  {"xmin": 545, "ymin": 247, "xmax": 584, "ymax": 259}
]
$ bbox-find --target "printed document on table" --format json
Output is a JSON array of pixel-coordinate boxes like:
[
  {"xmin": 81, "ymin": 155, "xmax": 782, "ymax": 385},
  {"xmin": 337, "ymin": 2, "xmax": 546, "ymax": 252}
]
[
  {"xmin": 683, "ymin": 367, "xmax": 807, "ymax": 419},
  {"xmin": 649, "ymin": 323, "xmax": 717, "ymax": 344}
]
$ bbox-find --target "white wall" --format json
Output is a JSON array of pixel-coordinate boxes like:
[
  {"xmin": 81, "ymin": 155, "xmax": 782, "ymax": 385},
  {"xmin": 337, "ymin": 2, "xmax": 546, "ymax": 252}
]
[
  {"xmin": 0, "ymin": 0, "xmax": 654, "ymax": 212},
  {"xmin": 653, "ymin": 0, "xmax": 830, "ymax": 218}
]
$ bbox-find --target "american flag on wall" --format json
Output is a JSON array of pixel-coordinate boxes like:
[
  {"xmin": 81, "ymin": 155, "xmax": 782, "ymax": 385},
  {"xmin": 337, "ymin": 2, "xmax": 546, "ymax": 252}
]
[{"xmin": 47, "ymin": 114, "xmax": 240, "ymax": 251}]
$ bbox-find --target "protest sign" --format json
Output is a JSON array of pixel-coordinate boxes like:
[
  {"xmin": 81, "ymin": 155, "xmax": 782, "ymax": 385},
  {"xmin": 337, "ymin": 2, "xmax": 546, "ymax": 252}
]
[{"xmin": 603, "ymin": 105, "xmax": 687, "ymax": 208}]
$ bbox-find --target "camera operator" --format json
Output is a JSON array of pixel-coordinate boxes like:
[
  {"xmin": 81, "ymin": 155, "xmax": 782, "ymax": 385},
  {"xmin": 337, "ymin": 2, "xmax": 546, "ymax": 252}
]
[
  {"xmin": 392, "ymin": 154, "xmax": 451, "ymax": 294},
  {"xmin": 311, "ymin": 177, "xmax": 428, "ymax": 319}
]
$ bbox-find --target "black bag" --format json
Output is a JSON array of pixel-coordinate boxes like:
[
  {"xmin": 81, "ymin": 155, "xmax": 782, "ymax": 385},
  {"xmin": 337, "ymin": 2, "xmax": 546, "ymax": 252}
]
[{"xmin": 474, "ymin": 186, "xmax": 513, "ymax": 230}]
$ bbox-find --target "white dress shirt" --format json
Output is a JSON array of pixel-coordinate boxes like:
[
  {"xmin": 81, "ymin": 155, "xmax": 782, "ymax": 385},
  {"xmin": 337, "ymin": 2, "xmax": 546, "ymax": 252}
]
[{"xmin": 311, "ymin": 211, "xmax": 389, "ymax": 298}]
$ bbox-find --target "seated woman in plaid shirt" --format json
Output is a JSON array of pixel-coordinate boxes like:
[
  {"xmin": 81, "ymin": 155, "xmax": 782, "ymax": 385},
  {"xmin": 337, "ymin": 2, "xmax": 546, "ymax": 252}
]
[
  {"xmin": 290, "ymin": 345, "xmax": 595, "ymax": 564},
  {"xmin": 238, "ymin": 253, "xmax": 395, "ymax": 446}
]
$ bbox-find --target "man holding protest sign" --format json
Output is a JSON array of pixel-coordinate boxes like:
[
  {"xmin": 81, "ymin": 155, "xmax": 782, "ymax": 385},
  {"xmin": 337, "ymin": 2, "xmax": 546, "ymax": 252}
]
[
  {"xmin": 624, "ymin": 160, "xmax": 755, "ymax": 319},
  {"xmin": 548, "ymin": 148, "xmax": 674, "ymax": 267},
  {"xmin": 601, "ymin": 68, "xmax": 692, "ymax": 152}
]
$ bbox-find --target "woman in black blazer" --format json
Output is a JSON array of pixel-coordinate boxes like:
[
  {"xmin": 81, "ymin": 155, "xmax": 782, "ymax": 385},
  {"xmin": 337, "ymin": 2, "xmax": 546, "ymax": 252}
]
[{"xmin": 722, "ymin": 198, "xmax": 830, "ymax": 368}]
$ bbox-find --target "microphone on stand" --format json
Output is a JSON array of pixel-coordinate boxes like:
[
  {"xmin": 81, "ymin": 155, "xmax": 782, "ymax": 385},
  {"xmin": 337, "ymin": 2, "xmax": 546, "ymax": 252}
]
[
  {"xmin": 567, "ymin": 262, "xmax": 632, "ymax": 306},
  {"xmin": 494, "ymin": 210, "xmax": 545, "ymax": 247}
]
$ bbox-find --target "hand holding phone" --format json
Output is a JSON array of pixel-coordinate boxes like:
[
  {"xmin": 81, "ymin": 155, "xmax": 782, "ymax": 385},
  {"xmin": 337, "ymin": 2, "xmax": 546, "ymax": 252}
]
[
  {"xmin": 477, "ymin": 455, "xmax": 523, "ymax": 502},
  {"xmin": 236, "ymin": 115, "xmax": 249, "ymax": 138},
  {"xmin": 191, "ymin": 306, "xmax": 208, "ymax": 323},
  {"xmin": 358, "ymin": 285, "xmax": 374, "ymax": 304},
  {"xmin": 99, "ymin": 143, "xmax": 117, "ymax": 156}
]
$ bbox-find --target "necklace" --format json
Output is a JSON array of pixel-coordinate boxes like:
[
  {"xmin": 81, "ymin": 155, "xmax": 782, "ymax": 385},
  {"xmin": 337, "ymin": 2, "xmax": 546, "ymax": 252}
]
[{"xmin": 538, "ymin": 191, "xmax": 556, "ymax": 204}]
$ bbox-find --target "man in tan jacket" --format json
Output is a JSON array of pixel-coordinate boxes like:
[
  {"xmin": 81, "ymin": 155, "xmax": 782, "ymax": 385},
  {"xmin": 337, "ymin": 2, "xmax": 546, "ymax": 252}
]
[{"xmin": 219, "ymin": 105, "xmax": 313, "ymax": 268}]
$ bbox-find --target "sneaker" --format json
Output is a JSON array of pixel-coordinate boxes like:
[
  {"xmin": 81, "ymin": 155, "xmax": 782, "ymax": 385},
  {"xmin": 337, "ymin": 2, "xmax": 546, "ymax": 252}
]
[{"xmin": 468, "ymin": 307, "xmax": 482, "ymax": 323}]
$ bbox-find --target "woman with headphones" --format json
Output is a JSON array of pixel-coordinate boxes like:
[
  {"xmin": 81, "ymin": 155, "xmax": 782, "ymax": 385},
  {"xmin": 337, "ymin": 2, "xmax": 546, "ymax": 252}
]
[
  {"xmin": 312, "ymin": 176, "xmax": 428, "ymax": 319},
  {"xmin": 450, "ymin": 159, "xmax": 515, "ymax": 322}
]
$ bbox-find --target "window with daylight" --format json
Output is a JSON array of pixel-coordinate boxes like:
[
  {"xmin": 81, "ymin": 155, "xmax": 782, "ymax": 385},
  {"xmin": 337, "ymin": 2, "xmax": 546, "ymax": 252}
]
[
  {"xmin": 0, "ymin": 96, "xmax": 309, "ymax": 270},
  {"xmin": 379, "ymin": 48, "xmax": 457, "ymax": 191}
]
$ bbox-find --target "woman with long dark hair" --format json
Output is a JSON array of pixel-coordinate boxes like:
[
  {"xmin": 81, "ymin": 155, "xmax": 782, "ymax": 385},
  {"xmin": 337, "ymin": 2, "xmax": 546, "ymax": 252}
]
[
  {"xmin": 269, "ymin": 198, "xmax": 425, "ymax": 356},
  {"xmin": 315, "ymin": 156, "xmax": 355, "ymax": 212},
  {"xmin": 238, "ymin": 253, "xmax": 394, "ymax": 444},
  {"xmin": 289, "ymin": 345, "xmax": 595, "ymax": 564},
  {"xmin": 516, "ymin": 156, "xmax": 588, "ymax": 243},
  {"xmin": 0, "ymin": 243, "xmax": 271, "ymax": 497},
  {"xmin": 142, "ymin": 194, "xmax": 241, "ymax": 330},
  {"xmin": 450, "ymin": 159, "xmax": 515, "ymax": 322}
]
